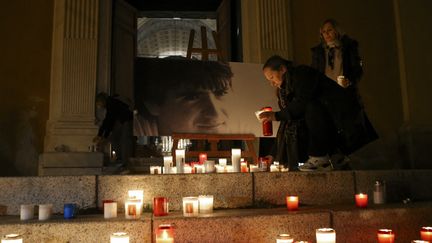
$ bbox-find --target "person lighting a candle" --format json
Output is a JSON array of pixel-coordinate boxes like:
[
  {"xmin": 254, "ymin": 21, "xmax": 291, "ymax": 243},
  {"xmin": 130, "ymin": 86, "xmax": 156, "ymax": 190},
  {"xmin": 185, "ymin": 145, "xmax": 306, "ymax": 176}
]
[
  {"xmin": 259, "ymin": 55, "xmax": 377, "ymax": 171},
  {"xmin": 134, "ymin": 57, "xmax": 234, "ymax": 136}
]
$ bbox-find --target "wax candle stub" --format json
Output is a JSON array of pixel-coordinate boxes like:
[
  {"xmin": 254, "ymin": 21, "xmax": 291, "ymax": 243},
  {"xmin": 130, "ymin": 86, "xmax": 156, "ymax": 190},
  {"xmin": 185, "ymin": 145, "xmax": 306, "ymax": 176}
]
[
  {"xmin": 377, "ymin": 229, "xmax": 395, "ymax": 243},
  {"xmin": 276, "ymin": 233, "xmax": 294, "ymax": 243},
  {"xmin": 316, "ymin": 228, "xmax": 336, "ymax": 243}
]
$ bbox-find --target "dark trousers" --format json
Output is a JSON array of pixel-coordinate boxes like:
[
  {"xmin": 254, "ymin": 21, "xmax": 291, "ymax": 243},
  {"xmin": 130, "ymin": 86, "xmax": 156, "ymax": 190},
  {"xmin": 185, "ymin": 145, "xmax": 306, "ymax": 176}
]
[{"xmin": 305, "ymin": 101, "xmax": 336, "ymax": 157}]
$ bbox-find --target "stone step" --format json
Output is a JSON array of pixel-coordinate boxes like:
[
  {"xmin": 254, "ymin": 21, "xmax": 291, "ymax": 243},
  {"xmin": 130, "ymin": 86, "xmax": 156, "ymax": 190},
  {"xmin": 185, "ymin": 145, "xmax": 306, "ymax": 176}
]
[
  {"xmin": 0, "ymin": 203, "xmax": 431, "ymax": 243},
  {"xmin": 1, "ymin": 170, "xmax": 432, "ymax": 216}
]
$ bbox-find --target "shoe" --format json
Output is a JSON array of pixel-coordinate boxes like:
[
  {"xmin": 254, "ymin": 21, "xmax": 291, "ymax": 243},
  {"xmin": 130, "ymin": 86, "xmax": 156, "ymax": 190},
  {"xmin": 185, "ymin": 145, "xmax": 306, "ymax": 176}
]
[{"xmin": 298, "ymin": 156, "xmax": 333, "ymax": 172}]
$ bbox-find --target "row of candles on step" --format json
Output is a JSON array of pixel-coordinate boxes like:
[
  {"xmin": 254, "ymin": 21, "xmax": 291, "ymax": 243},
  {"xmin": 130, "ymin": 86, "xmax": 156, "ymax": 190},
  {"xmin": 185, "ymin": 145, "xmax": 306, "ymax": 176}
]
[
  {"xmin": 151, "ymin": 151, "xmax": 288, "ymax": 174},
  {"xmin": 18, "ymin": 203, "xmax": 78, "ymax": 221},
  {"xmin": 275, "ymin": 227, "xmax": 432, "ymax": 243},
  {"xmin": 3, "ymin": 226, "xmax": 432, "ymax": 243}
]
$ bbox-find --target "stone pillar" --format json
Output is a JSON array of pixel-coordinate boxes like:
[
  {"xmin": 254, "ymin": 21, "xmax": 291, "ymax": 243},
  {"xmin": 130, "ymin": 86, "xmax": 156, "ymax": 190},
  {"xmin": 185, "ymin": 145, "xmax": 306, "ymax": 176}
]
[
  {"xmin": 241, "ymin": 0, "xmax": 293, "ymax": 64},
  {"xmin": 44, "ymin": 0, "xmax": 100, "ymax": 152}
]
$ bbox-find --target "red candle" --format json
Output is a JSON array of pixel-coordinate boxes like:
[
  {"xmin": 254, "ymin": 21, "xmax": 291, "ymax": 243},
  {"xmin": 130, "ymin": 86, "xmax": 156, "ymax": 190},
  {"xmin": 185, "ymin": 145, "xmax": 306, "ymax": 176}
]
[
  {"xmin": 355, "ymin": 193, "xmax": 368, "ymax": 208},
  {"xmin": 198, "ymin": 153, "xmax": 207, "ymax": 164},
  {"xmin": 421, "ymin": 227, "xmax": 432, "ymax": 241},
  {"xmin": 286, "ymin": 196, "xmax": 299, "ymax": 211},
  {"xmin": 377, "ymin": 229, "xmax": 395, "ymax": 243},
  {"xmin": 261, "ymin": 107, "xmax": 273, "ymax": 136},
  {"xmin": 241, "ymin": 162, "xmax": 248, "ymax": 172},
  {"xmin": 153, "ymin": 197, "xmax": 168, "ymax": 217},
  {"xmin": 155, "ymin": 224, "xmax": 174, "ymax": 243}
]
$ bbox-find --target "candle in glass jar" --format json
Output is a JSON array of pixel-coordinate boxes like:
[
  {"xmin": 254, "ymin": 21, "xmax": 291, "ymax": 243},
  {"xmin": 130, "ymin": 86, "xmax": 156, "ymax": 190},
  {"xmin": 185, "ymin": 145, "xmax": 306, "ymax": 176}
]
[
  {"xmin": 155, "ymin": 224, "xmax": 174, "ymax": 243},
  {"xmin": 175, "ymin": 149, "xmax": 185, "ymax": 174},
  {"xmin": 231, "ymin": 149, "xmax": 241, "ymax": 172},
  {"xmin": 194, "ymin": 165, "xmax": 204, "ymax": 173},
  {"xmin": 199, "ymin": 153, "xmax": 207, "ymax": 164},
  {"xmin": 219, "ymin": 158, "xmax": 227, "ymax": 167},
  {"xmin": 204, "ymin": 160, "xmax": 215, "ymax": 173},
  {"xmin": 249, "ymin": 164, "xmax": 259, "ymax": 172},
  {"xmin": 20, "ymin": 204, "xmax": 34, "ymax": 220},
  {"xmin": 377, "ymin": 229, "xmax": 395, "ymax": 243},
  {"xmin": 421, "ymin": 227, "xmax": 432, "ymax": 241},
  {"xmin": 128, "ymin": 190, "xmax": 143, "ymax": 215},
  {"xmin": 1, "ymin": 234, "xmax": 23, "ymax": 243},
  {"xmin": 215, "ymin": 165, "xmax": 225, "ymax": 173},
  {"xmin": 183, "ymin": 165, "xmax": 192, "ymax": 174},
  {"xmin": 355, "ymin": 193, "xmax": 368, "ymax": 208},
  {"xmin": 276, "ymin": 234, "xmax": 294, "ymax": 243},
  {"xmin": 286, "ymin": 196, "xmax": 299, "ymax": 211},
  {"xmin": 110, "ymin": 232, "xmax": 129, "ymax": 243},
  {"xmin": 153, "ymin": 197, "xmax": 169, "ymax": 217},
  {"xmin": 316, "ymin": 228, "xmax": 336, "ymax": 243},
  {"xmin": 241, "ymin": 162, "xmax": 248, "ymax": 172},
  {"xmin": 104, "ymin": 201, "xmax": 117, "ymax": 219},
  {"xmin": 124, "ymin": 198, "xmax": 141, "ymax": 219},
  {"xmin": 226, "ymin": 165, "xmax": 234, "ymax": 173},
  {"xmin": 163, "ymin": 156, "xmax": 173, "ymax": 174},
  {"xmin": 150, "ymin": 166, "xmax": 162, "ymax": 174},
  {"xmin": 182, "ymin": 197, "xmax": 199, "ymax": 217},
  {"xmin": 38, "ymin": 204, "xmax": 53, "ymax": 221},
  {"xmin": 198, "ymin": 195, "xmax": 214, "ymax": 214},
  {"xmin": 270, "ymin": 164, "xmax": 279, "ymax": 172}
]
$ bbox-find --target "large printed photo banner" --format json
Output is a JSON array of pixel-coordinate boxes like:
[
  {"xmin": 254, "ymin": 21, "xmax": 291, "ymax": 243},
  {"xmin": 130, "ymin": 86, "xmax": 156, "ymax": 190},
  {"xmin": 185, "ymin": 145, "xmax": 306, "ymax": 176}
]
[{"xmin": 134, "ymin": 57, "xmax": 279, "ymax": 137}]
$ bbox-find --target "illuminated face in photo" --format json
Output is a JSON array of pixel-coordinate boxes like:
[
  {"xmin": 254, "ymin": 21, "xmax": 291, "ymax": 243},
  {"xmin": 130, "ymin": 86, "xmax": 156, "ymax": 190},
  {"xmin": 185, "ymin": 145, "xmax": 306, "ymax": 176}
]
[{"xmin": 151, "ymin": 86, "xmax": 230, "ymax": 135}]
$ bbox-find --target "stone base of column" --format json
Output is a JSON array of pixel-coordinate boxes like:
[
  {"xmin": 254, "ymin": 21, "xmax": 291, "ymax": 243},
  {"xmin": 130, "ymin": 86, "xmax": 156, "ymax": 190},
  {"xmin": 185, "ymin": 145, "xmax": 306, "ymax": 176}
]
[{"xmin": 38, "ymin": 151, "xmax": 104, "ymax": 176}]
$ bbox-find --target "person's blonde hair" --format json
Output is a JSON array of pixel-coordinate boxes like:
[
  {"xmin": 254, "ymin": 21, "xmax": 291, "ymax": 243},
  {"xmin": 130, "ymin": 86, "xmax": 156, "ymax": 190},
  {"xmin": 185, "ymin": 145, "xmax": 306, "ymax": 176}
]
[{"xmin": 319, "ymin": 18, "xmax": 345, "ymax": 43}]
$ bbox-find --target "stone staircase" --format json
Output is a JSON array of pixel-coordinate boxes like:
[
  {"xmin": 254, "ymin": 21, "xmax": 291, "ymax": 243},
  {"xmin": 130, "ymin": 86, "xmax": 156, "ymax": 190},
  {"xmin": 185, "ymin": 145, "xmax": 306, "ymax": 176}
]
[{"xmin": 1, "ymin": 170, "xmax": 431, "ymax": 242}]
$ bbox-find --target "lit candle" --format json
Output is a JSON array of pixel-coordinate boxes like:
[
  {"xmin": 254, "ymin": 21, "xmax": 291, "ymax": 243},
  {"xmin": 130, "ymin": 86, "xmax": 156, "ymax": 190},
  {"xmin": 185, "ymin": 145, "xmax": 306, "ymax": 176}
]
[
  {"xmin": 198, "ymin": 153, "xmax": 207, "ymax": 164},
  {"xmin": 219, "ymin": 158, "xmax": 227, "ymax": 167},
  {"xmin": 175, "ymin": 149, "xmax": 185, "ymax": 174},
  {"xmin": 153, "ymin": 197, "xmax": 168, "ymax": 217},
  {"xmin": 411, "ymin": 241, "xmax": 430, "ymax": 243},
  {"xmin": 204, "ymin": 160, "xmax": 216, "ymax": 173},
  {"xmin": 150, "ymin": 166, "xmax": 162, "ymax": 174},
  {"xmin": 316, "ymin": 228, "xmax": 336, "ymax": 243},
  {"xmin": 231, "ymin": 148, "xmax": 241, "ymax": 172},
  {"xmin": 183, "ymin": 165, "xmax": 192, "ymax": 174},
  {"xmin": 215, "ymin": 165, "xmax": 225, "ymax": 173},
  {"xmin": 20, "ymin": 204, "xmax": 34, "ymax": 220},
  {"xmin": 355, "ymin": 193, "xmax": 368, "ymax": 208},
  {"xmin": 241, "ymin": 161, "xmax": 248, "ymax": 172},
  {"xmin": 194, "ymin": 165, "xmax": 204, "ymax": 173},
  {"xmin": 249, "ymin": 164, "xmax": 259, "ymax": 172},
  {"xmin": 163, "ymin": 156, "xmax": 173, "ymax": 174},
  {"xmin": 111, "ymin": 150, "xmax": 117, "ymax": 162},
  {"xmin": 377, "ymin": 229, "xmax": 395, "ymax": 243},
  {"xmin": 155, "ymin": 224, "xmax": 174, "ymax": 243},
  {"xmin": 182, "ymin": 197, "xmax": 199, "ymax": 217},
  {"xmin": 276, "ymin": 234, "xmax": 294, "ymax": 243},
  {"xmin": 124, "ymin": 198, "xmax": 141, "ymax": 219},
  {"xmin": 226, "ymin": 165, "xmax": 234, "ymax": 173},
  {"xmin": 104, "ymin": 201, "xmax": 117, "ymax": 219},
  {"xmin": 421, "ymin": 227, "xmax": 432, "ymax": 241},
  {"xmin": 128, "ymin": 190, "xmax": 143, "ymax": 215},
  {"xmin": 270, "ymin": 164, "xmax": 280, "ymax": 172},
  {"xmin": 110, "ymin": 232, "xmax": 129, "ymax": 243},
  {"xmin": 198, "ymin": 195, "xmax": 214, "ymax": 214},
  {"xmin": 63, "ymin": 203, "xmax": 76, "ymax": 219},
  {"xmin": 286, "ymin": 196, "xmax": 299, "ymax": 211},
  {"xmin": 170, "ymin": 167, "xmax": 177, "ymax": 174},
  {"xmin": 1, "ymin": 234, "xmax": 23, "ymax": 243},
  {"xmin": 38, "ymin": 204, "xmax": 52, "ymax": 221}
]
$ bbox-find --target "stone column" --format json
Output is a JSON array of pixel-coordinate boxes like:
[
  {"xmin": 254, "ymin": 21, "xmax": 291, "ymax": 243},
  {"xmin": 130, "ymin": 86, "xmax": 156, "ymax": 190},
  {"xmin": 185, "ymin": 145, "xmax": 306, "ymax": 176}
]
[
  {"xmin": 44, "ymin": 0, "xmax": 100, "ymax": 152},
  {"xmin": 241, "ymin": 0, "xmax": 293, "ymax": 64}
]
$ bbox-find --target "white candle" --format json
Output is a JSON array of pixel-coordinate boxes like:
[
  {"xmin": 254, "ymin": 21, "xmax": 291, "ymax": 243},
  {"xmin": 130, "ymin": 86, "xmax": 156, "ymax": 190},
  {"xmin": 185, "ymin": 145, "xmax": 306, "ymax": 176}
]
[
  {"xmin": 183, "ymin": 165, "xmax": 192, "ymax": 174},
  {"xmin": 170, "ymin": 167, "xmax": 177, "ymax": 174},
  {"xmin": 316, "ymin": 228, "xmax": 336, "ymax": 243},
  {"xmin": 276, "ymin": 233, "xmax": 294, "ymax": 243},
  {"xmin": 104, "ymin": 202, "xmax": 117, "ymax": 219},
  {"xmin": 226, "ymin": 165, "xmax": 234, "ymax": 172},
  {"xmin": 110, "ymin": 232, "xmax": 129, "ymax": 243},
  {"xmin": 1, "ymin": 234, "xmax": 23, "ymax": 243},
  {"xmin": 163, "ymin": 156, "xmax": 173, "ymax": 174},
  {"xmin": 215, "ymin": 165, "xmax": 225, "ymax": 173},
  {"xmin": 128, "ymin": 190, "xmax": 143, "ymax": 215},
  {"xmin": 204, "ymin": 160, "xmax": 216, "ymax": 173},
  {"xmin": 198, "ymin": 195, "xmax": 214, "ymax": 214},
  {"xmin": 270, "ymin": 164, "xmax": 279, "ymax": 172},
  {"xmin": 38, "ymin": 204, "xmax": 53, "ymax": 220},
  {"xmin": 231, "ymin": 149, "xmax": 241, "ymax": 172},
  {"xmin": 182, "ymin": 197, "xmax": 199, "ymax": 217},
  {"xmin": 150, "ymin": 166, "xmax": 162, "ymax": 174},
  {"xmin": 124, "ymin": 198, "xmax": 141, "ymax": 219},
  {"xmin": 249, "ymin": 164, "xmax": 259, "ymax": 172},
  {"xmin": 20, "ymin": 204, "xmax": 34, "ymax": 220},
  {"xmin": 219, "ymin": 158, "xmax": 227, "ymax": 167},
  {"xmin": 194, "ymin": 165, "xmax": 204, "ymax": 173},
  {"xmin": 175, "ymin": 149, "xmax": 185, "ymax": 173}
]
